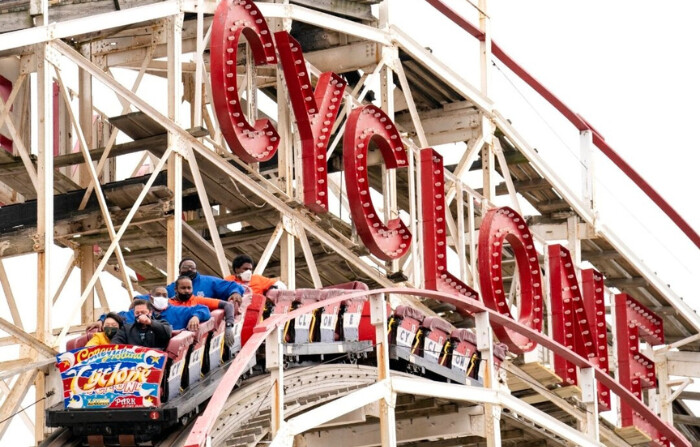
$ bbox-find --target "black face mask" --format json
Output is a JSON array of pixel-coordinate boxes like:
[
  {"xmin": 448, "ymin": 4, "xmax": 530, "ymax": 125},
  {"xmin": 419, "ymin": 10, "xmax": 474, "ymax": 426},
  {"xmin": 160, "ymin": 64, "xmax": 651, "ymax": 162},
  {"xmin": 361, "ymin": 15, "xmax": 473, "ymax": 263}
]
[
  {"xmin": 177, "ymin": 292, "xmax": 191, "ymax": 301},
  {"xmin": 104, "ymin": 327, "xmax": 119, "ymax": 339},
  {"xmin": 181, "ymin": 271, "xmax": 197, "ymax": 281}
]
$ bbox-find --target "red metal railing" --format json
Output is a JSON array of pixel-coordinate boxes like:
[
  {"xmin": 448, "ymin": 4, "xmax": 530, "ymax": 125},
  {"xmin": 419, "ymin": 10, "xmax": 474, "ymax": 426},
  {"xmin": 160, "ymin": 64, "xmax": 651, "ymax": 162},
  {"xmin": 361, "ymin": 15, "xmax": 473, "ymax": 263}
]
[
  {"xmin": 184, "ymin": 288, "xmax": 689, "ymax": 447},
  {"xmin": 425, "ymin": 0, "xmax": 700, "ymax": 250}
]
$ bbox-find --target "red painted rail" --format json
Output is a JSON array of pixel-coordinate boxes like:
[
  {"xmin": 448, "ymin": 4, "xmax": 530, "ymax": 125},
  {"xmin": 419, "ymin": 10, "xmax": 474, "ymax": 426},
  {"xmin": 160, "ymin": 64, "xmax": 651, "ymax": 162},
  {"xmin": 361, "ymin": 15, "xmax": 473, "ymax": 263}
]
[
  {"xmin": 184, "ymin": 288, "xmax": 689, "ymax": 447},
  {"xmin": 425, "ymin": 0, "xmax": 700, "ymax": 251}
]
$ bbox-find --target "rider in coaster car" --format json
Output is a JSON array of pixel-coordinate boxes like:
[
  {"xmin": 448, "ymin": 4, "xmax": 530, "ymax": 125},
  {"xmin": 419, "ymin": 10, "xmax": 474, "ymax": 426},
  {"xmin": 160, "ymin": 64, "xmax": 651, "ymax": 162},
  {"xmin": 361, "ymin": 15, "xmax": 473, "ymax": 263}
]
[
  {"xmin": 224, "ymin": 254, "xmax": 286, "ymax": 296},
  {"xmin": 111, "ymin": 299, "xmax": 172, "ymax": 349},
  {"xmin": 86, "ymin": 312, "xmax": 124, "ymax": 346},
  {"xmin": 91, "ymin": 286, "xmax": 211, "ymax": 332},
  {"xmin": 166, "ymin": 258, "xmax": 244, "ymax": 304},
  {"xmin": 169, "ymin": 276, "xmax": 237, "ymax": 347}
]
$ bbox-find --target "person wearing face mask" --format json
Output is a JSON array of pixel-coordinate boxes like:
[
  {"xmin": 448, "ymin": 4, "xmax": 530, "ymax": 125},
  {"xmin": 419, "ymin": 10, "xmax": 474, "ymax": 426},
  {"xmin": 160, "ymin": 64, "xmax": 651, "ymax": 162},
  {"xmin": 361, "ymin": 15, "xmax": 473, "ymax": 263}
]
[
  {"xmin": 224, "ymin": 254, "xmax": 286, "ymax": 295},
  {"xmin": 168, "ymin": 276, "xmax": 237, "ymax": 347},
  {"xmin": 111, "ymin": 300, "xmax": 172, "ymax": 349},
  {"xmin": 165, "ymin": 258, "xmax": 244, "ymax": 303},
  {"xmin": 149, "ymin": 286, "xmax": 210, "ymax": 332},
  {"xmin": 86, "ymin": 313, "xmax": 124, "ymax": 346},
  {"xmin": 89, "ymin": 287, "xmax": 210, "ymax": 332}
]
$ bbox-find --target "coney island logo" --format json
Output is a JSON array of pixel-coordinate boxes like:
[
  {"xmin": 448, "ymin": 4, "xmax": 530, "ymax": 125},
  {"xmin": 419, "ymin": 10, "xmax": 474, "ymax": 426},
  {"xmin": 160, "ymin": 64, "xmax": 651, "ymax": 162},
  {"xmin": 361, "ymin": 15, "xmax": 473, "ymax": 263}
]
[{"xmin": 56, "ymin": 345, "xmax": 166, "ymax": 409}]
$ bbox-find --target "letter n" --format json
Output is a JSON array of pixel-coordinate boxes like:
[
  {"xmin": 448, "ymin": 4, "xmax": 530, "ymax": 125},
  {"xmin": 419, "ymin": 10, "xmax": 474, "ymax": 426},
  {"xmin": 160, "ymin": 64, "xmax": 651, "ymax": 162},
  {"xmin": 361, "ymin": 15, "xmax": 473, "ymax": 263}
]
[{"xmin": 548, "ymin": 244, "xmax": 610, "ymax": 410}]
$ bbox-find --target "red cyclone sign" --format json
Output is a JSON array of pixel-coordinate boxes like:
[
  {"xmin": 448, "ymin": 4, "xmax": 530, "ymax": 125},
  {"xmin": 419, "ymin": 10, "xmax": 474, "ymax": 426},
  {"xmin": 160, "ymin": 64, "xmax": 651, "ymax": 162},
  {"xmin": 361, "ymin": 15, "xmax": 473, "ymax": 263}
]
[{"xmin": 207, "ymin": 2, "xmax": 676, "ymax": 443}]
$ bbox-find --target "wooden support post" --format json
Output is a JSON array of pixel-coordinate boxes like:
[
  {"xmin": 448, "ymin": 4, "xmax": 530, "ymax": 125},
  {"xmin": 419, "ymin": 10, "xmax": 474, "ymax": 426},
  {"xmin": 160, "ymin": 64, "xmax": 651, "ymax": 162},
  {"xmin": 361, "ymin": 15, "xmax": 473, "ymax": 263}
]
[
  {"xmin": 456, "ymin": 181, "xmax": 469, "ymax": 283},
  {"xmin": 78, "ymin": 43, "xmax": 93, "ymax": 190},
  {"xmin": 79, "ymin": 245, "xmax": 96, "ymax": 323},
  {"xmin": 468, "ymin": 191, "xmax": 478, "ymax": 290},
  {"xmin": 579, "ymin": 367, "xmax": 600, "ymax": 440},
  {"xmin": 655, "ymin": 353, "xmax": 673, "ymax": 423},
  {"xmin": 167, "ymin": 13, "xmax": 184, "ymax": 281},
  {"xmin": 193, "ymin": 0, "xmax": 204, "ymax": 128},
  {"xmin": 580, "ymin": 129, "xmax": 594, "ymax": 211},
  {"xmin": 380, "ymin": 48, "xmax": 399, "ymax": 275},
  {"xmin": 478, "ymin": 0, "xmax": 491, "ymax": 96},
  {"xmin": 370, "ymin": 293, "xmax": 396, "ymax": 447},
  {"xmin": 475, "ymin": 312, "xmax": 501, "ymax": 447},
  {"xmin": 567, "ymin": 215, "xmax": 581, "ymax": 268},
  {"xmin": 276, "ymin": 45, "xmax": 295, "ymax": 288},
  {"xmin": 408, "ymin": 147, "xmax": 421, "ymax": 286},
  {"xmin": 480, "ymin": 127, "xmax": 495, "ymax": 214},
  {"xmin": 34, "ymin": 42, "xmax": 54, "ymax": 444},
  {"xmin": 266, "ymin": 327, "xmax": 284, "ymax": 436}
]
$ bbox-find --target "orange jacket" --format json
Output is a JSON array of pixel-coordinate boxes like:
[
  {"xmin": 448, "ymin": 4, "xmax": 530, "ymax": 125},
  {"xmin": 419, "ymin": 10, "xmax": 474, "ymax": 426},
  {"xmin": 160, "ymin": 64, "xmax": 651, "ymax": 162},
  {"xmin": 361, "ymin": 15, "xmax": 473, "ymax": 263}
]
[
  {"xmin": 224, "ymin": 274, "xmax": 277, "ymax": 295},
  {"xmin": 169, "ymin": 295, "xmax": 222, "ymax": 311}
]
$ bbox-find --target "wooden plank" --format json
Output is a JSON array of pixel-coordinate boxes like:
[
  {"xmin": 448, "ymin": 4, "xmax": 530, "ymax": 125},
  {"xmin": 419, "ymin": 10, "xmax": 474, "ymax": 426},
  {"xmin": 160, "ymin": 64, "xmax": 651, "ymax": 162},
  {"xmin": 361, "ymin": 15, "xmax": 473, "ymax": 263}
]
[
  {"xmin": 615, "ymin": 426, "xmax": 652, "ymax": 445},
  {"xmin": 508, "ymin": 361, "xmax": 563, "ymax": 392},
  {"xmin": 553, "ymin": 385, "xmax": 582, "ymax": 399}
]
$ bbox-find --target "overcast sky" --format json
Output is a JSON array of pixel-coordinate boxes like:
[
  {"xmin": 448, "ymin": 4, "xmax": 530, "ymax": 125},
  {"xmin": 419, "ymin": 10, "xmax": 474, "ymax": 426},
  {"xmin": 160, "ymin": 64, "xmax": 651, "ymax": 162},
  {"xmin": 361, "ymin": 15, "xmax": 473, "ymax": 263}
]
[{"xmin": 393, "ymin": 0, "xmax": 700, "ymax": 303}]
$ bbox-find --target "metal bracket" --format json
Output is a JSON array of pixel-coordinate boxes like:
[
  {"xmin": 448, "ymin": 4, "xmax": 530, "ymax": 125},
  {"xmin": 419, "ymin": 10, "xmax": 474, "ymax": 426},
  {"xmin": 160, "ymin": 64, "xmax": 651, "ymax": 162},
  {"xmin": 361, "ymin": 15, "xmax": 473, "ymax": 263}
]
[
  {"xmin": 282, "ymin": 216, "xmax": 297, "ymax": 237},
  {"xmin": 32, "ymin": 233, "xmax": 45, "ymax": 252},
  {"xmin": 20, "ymin": 53, "xmax": 37, "ymax": 74},
  {"xmin": 168, "ymin": 134, "xmax": 190, "ymax": 157}
]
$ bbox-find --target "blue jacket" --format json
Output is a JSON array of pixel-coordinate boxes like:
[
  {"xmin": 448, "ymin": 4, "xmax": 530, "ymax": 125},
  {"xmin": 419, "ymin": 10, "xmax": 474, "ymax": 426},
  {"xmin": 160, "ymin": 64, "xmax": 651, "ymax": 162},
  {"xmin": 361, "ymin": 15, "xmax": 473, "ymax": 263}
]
[
  {"xmin": 166, "ymin": 273, "xmax": 244, "ymax": 300},
  {"xmin": 100, "ymin": 305, "xmax": 210, "ymax": 330}
]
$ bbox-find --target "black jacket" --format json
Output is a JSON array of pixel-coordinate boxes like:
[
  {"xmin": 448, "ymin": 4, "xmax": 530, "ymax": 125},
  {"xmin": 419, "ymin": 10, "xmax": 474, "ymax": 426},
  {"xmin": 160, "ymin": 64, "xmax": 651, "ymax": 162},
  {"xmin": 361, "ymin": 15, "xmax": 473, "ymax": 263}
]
[{"xmin": 111, "ymin": 318, "xmax": 172, "ymax": 349}]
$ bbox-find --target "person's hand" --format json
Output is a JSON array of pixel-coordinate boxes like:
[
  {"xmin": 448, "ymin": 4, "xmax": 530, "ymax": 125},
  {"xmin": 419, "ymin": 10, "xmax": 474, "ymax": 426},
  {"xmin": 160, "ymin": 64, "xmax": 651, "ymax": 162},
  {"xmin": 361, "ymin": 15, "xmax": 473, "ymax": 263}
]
[
  {"xmin": 137, "ymin": 314, "xmax": 152, "ymax": 326},
  {"xmin": 224, "ymin": 324, "xmax": 236, "ymax": 347},
  {"xmin": 228, "ymin": 293, "xmax": 242, "ymax": 305},
  {"xmin": 86, "ymin": 320, "xmax": 103, "ymax": 332},
  {"xmin": 187, "ymin": 316, "xmax": 200, "ymax": 332}
]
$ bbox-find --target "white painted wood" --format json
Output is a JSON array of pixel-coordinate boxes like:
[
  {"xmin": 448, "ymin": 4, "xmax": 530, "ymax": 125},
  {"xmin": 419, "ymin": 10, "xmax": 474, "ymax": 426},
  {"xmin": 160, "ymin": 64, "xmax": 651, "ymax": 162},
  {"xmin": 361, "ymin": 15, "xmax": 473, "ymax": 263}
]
[
  {"xmin": 54, "ymin": 69, "xmax": 136, "ymax": 299},
  {"xmin": 186, "ymin": 149, "xmax": 230, "ymax": 277}
]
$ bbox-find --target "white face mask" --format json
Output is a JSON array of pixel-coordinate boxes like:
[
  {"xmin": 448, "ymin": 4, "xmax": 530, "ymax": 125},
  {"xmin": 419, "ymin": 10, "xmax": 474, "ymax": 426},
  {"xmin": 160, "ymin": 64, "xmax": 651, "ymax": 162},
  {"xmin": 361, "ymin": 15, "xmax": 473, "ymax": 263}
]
[
  {"xmin": 152, "ymin": 296, "xmax": 169, "ymax": 311},
  {"xmin": 239, "ymin": 269, "xmax": 253, "ymax": 282}
]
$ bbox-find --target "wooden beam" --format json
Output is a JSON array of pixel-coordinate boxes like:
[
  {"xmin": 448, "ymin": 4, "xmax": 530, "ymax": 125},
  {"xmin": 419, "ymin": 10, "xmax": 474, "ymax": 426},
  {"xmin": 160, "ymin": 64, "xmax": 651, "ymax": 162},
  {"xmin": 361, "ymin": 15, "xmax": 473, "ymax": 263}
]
[
  {"xmin": 0, "ymin": 127, "xmax": 208, "ymax": 174},
  {"xmin": 0, "ymin": 358, "xmax": 54, "ymax": 380},
  {"xmin": 581, "ymin": 249, "xmax": 623, "ymax": 262},
  {"xmin": 0, "ymin": 260, "xmax": 23, "ymax": 330},
  {"xmin": 0, "ymin": 318, "xmax": 57, "ymax": 357},
  {"xmin": 679, "ymin": 391, "xmax": 700, "ymax": 401},
  {"xmin": 0, "ymin": 370, "xmax": 37, "ymax": 439},
  {"xmin": 674, "ymin": 415, "xmax": 700, "ymax": 427},
  {"xmin": 495, "ymin": 178, "xmax": 551, "ymax": 195},
  {"xmin": 0, "ymin": 379, "xmax": 33, "ymax": 433},
  {"xmin": 605, "ymin": 277, "xmax": 648, "ymax": 289}
]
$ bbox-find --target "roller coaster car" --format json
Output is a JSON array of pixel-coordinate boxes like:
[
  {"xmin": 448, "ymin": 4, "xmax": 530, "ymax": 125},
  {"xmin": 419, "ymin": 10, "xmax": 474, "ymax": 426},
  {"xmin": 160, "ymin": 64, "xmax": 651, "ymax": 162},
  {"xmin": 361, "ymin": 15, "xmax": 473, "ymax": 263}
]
[
  {"xmin": 388, "ymin": 307, "xmax": 508, "ymax": 385},
  {"xmin": 45, "ymin": 309, "xmax": 243, "ymax": 445},
  {"xmin": 266, "ymin": 281, "xmax": 377, "ymax": 359},
  {"xmin": 46, "ymin": 283, "xmax": 509, "ymax": 445}
]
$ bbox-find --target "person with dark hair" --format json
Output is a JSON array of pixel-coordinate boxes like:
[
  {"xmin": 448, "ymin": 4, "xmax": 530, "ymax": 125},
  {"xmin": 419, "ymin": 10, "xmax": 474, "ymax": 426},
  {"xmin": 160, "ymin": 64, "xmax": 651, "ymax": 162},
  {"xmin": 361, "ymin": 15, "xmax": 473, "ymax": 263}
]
[
  {"xmin": 224, "ymin": 254, "xmax": 286, "ymax": 295},
  {"xmin": 169, "ymin": 276, "xmax": 237, "ymax": 347},
  {"xmin": 149, "ymin": 285, "xmax": 210, "ymax": 332},
  {"xmin": 86, "ymin": 312, "xmax": 123, "ymax": 346},
  {"xmin": 165, "ymin": 258, "xmax": 244, "ymax": 302},
  {"xmin": 111, "ymin": 299, "xmax": 172, "ymax": 349}
]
